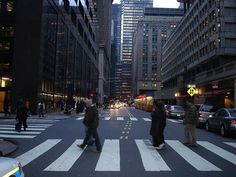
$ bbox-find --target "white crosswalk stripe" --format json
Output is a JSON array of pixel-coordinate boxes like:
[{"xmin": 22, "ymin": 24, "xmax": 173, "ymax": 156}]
[
  {"xmin": 143, "ymin": 118, "xmax": 151, "ymax": 122},
  {"xmin": 76, "ymin": 116, "xmax": 152, "ymax": 122},
  {"xmin": 224, "ymin": 142, "xmax": 236, "ymax": 148},
  {"xmin": 0, "ymin": 123, "xmax": 53, "ymax": 139},
  {"xmin": 95, "ymin": 139, "xmax": 120, "ymax": 171},
  {"xmin": 117, "ymin": 117, "xmax": 124, "ymax": 121},
  {"xmin": 103, "ymin": 117, "xmax": 111, "ymax": 120},
  {"xmin": 167, "ymin": 119, "xmax": 183, "ymax": 123},
  {"xmin": 166, "ymin": 140, "xmax": 221, "ymax": 171},
  {"xmin": 14, "ymin": 139, "xmax": 236, "ymax": 172},
  {"xmin": 16, "ymin": 139, "xmax": 61, "ymax": 167},
  {"xmin": 130, "ymin": 117, "xmax": 138, "ymax": 121},
  {"xmin": 135, "ymin": 139, "xmax": 171, "ymax": 171},
  {"xmin": 197, "ymin": 141, "xmax": 236, "ymax": 165},
  {"xmin": 44, "ymin": 140, "xmax": 84, "ymax": 171},
  {"xmin": 76, "ymin": 116, "xmax": 84, "ymax": 120}
]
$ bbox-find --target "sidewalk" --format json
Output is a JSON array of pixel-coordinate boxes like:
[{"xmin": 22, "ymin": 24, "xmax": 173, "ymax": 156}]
[{"xmin": 0, "ymin": 111, "xmax": 73, "ymax": 156}]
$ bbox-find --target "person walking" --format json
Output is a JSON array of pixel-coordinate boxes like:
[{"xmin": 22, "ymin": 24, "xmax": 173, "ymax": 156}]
[
  {"xmin": 150, "ymin": 101, "xmax": 166, "ymax": 150},
  {"xmin": 16, "ymin": 99, "xmax": 28, "ymax": 132},
  {"xmin": 183, "ymin": 99, "xmax": 198, "ymax": 147},
  {"xmin": 78, "ymin": 102, "xmax": 102, "ymax": 152},
  {"xmin": 38, "ymin": 100, "xmax": 45, "ymax": 118}
]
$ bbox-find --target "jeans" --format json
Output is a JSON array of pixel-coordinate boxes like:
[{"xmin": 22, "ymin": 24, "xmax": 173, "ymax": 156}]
[
  {"xmin": 82, "ymin": 126, "xmax": 101, "ymax": 150},
  {"xmin": 184, "ymin": 124, "xmax": 197, "ymax": 144}
]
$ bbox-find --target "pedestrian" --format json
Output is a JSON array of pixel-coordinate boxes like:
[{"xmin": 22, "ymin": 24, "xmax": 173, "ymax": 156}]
[
  {"xmin": 38, "ymin": 100, "xmax": 45, "ymax": 118},
  {"xmin": 16, "ymin": 99, "xmax": 28, "ymax": 132},
  {"xmin": 150, "ymin": 101, "xmax": 166, "ymax": 150},
  {"xmin": 183, "ymin": 99, "xmax": 198, "ymax": 147},
  {"xmin": 78, "ymin": 102, "xmax": 102, "ymax": 152},
  {"xmin": 4, "ymin": 98, "xmax": 10, "ymax": 116}
]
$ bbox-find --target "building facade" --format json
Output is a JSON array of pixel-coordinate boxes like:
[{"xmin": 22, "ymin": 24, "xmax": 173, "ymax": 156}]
[
  {"xmin": 162, "ymin": 0, "xmax": 236, "ymax": 107},
  {"xmin": 96, "ymin": 0, "xmax": 113, "ymax": 104},
  {"xmin": 120, "ymin": 0, "xmax": 153, "ymax": 97},
  {"xmin": 132, "ymin": 8, "xmax": 183, "ymax": 98},
  {"xmin": 0, "ymin": 0, "xmax": 99, "ymax": 114}
]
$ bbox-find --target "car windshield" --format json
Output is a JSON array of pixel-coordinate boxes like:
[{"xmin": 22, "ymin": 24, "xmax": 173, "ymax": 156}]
[
  {"xmin": 229, "ymin": 110, "xmax": 236, "ymax": 117},
  {"xmin": 173, "ymin": 106, "xmax": 184, "ymax": 111},
  {"xmin": 201, "ymin": 105, "xmax": 214, "ymax": 112}
]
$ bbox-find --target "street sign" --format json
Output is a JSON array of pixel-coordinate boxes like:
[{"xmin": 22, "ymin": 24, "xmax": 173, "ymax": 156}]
[{"xmin": 187, "ymin": 87, "xmax": 196, "ymax": 97}]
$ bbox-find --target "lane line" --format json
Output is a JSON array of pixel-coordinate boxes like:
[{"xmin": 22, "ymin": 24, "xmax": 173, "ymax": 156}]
[
  {"xmin": 0, "ymin": 127, "xmax": 45, "ymax": 131},
  {"xmin": 166, "ymin": 140, "xmax": 221, "ymax": 171},
  {"xmin": 224, "ymin": 142, "xmax": 236, "ymax": 148},
  {"xmin": 167, "ymin": 119, "xmax": 182, "ymax": 123},
  {"xmin": 130, "ymin": 117, "xmax": 138, "ymax": 121},
  {"xmin": 16, "ymin": 139, "xmax": 61, "ymax": 167},
  {"xmin": 0, "ymin": 125, "xmax": 51, "ymax": 128},
  {"xmin": 143, "ymin": 118, "xmax": 151, "ymax": 122},
  {"xmin": 117, "ymin": 117, "xmax": 124, "ymax": 121},
  {"xmin": 198, "ymin": 141, "xmax": 236, "ymax": 165},
  {"xmin": 76, "ymin": 117, "xmax": 84, "ymax": 120},
  {"xmin": 95, "ymin": 139, "xmax": 120, "ymax": 171},
  {"xmin": 103, "ymin": 117, "xmax": 111, "ymax": 120},
  {"xmin": 135, "ymin": 139, "xmax": 171, "ymax": 171},
  {"xmin": 0, "ymin": 134, "xmax": 35, "ymax": 138},
  {"xmin": 44, "ymin": 140, "xmax": 84, "ymax": 171},
  {"xmin": 0, "ymin": 130, "xmax": 41, "ymax": 134}
]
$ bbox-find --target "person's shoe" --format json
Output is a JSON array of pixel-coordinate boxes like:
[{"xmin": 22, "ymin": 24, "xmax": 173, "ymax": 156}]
[
  {"xmin": 183, "ymin": 142, "xmax": 190, "ymax": 146},
  {"xmin": 189, "ymin": 143, "xmax": 197, "ymax": 147},
  {"xmin": 77, "ymin": 144, "xmax": 85, "ymax": 150},
  {"xmin": 156, "ymin": 143, "xmax": 165, "ymax": 150}
]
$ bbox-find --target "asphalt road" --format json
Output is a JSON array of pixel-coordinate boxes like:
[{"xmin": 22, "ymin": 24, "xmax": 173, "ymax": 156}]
[{"xmin": 2, "ymin": 107, "xmax": 236, "ymax": 177}]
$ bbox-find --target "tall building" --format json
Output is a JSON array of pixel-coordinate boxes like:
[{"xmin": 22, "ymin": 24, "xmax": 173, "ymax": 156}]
[
  {"xmin": 120, "ymin": 0, "xmax": 153, "ymax": 97},
  {"xmin": 132, "ymin": 8, "xmax": 183, "ymax": 98},
  {"xmin": 0, "ymin": 0, "xmax": 99, "ymax": 114},
  {"xmin": 162, "ymin": 0, "xmax": 236, "ymax": 107},
  {"xmin": 96, "ymin": 0, "xmax": 113, "ymax": 104},
  {"xmin": 111, "ymin": 3, "xmax": 121, "ymax": 98}
]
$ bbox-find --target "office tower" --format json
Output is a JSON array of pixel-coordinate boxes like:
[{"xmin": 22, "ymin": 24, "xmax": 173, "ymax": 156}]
[{"xmin": 120, "ymin": 0, "xmax": 153, "ymax": 97}]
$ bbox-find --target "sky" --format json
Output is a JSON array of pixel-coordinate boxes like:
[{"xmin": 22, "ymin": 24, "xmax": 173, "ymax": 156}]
[{"xmin": 112, "ymin": 0, "xmax": 180, "ymax": 8}]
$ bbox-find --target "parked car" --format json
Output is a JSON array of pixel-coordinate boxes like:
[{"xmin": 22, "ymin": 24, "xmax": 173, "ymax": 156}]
[
  {"xmin": 165, "ymin": 105, "xmax": 185, "ymax": 119},
  {"xmin": 0, "ymin": 157, "xmax": 24, "ymax": 177},
  {"xmin": 205, "ymin": 108, "xmax": 236, "ymax": 136},
  {"xmin": 197, "ymin": 104, "xmax": 217, "ymax": 126}
]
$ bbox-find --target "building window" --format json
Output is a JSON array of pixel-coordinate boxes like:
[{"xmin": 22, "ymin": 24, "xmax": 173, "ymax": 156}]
[
  {"xmin": 6, "ymin": 1, "xmax": 14, "ymax": 12},
  {"xmin": 0, "ymin": 42, "xmax": 11, "ymax": 51}
]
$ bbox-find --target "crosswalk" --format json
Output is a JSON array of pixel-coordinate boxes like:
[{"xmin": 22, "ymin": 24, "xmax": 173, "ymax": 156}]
[
  {"xmin": 76, "ymin": 116, "xmax": 182, "ymax": 123},
  {"xmin": 14, "ymin": 139, "xmax": 236, "ymax": 172},
  {"xmin": 0, "ymin": 122, "xmax": 54, "ymax": 139}
]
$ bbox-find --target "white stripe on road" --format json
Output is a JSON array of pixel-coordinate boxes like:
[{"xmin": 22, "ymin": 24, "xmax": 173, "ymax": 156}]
[
  {"xmin": 143, "ymin": 118, "xmax": 151, "ymax": 122},
  {"xmin": 0, "ymin": 134, "xmax": 35, "ymax": 138},
  {"xmin": 117, "ymin": 117, "xmax": 124, "ymax": 121},
  {"xmin": 0, "ymin": 125, "xmax": 51, "ymax": 128},
  {"xmin": 224, "ymin": 142, "xmax": 236, "ymax": 148},
  {"xmin": 0, "ymin": 130, "xmax": 41, "ymax": 134},
  {"xmin": 197, "ymin": 141, "xmax": 236, "ymax": 165},
  {"xmin": 76, "ymin": 117, "xmax": 84, "ymax": 120},
  {"xmin": 166, "ymin": 140, "xmax": 221, "ymax": 171},
  {"xmin": 0, "ymin": 127, "xmax": 45, "ymax": 131},
  {"xmin": 135, "ymin": 139, "xmax": 171, "ymax": 171},
  {"xmin": 95, "ymin": 139, "xmax": 120, "ymax": 171},
  {"xmin": 167, "ymin": 119, "xmax": 182, "ymax": 123},
  {"xmin": 130, "ymin": 117, "xmax": 138, "ymax": 121},
  {"xmin": 16, "ymin": 139, "xmax": 61, "ymax": 167},
  {"xmin": 44, "ymin": 140, "xmax": 84, "ymax": 171},
  {"xmin": 103, "ymin": 117, "xmax": 111, "ymax": 120}
]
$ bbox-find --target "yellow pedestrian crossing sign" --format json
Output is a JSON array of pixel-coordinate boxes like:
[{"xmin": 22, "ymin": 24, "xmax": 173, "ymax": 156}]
[{"xmin": 187, "ymin": 87, "xmax": 196, "ymax": 97}]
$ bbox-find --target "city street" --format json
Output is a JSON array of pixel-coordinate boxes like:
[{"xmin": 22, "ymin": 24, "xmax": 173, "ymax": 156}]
[{"xmin": 1, "ymin": 107, "xmax": 236, "ymax": 177}]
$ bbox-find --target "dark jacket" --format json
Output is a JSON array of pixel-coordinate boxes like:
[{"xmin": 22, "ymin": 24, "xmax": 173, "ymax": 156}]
[
  {"xmin": 83, "ymin": 106, "xmax": 99, "ymax": 127},
  {"xmin": 150, "ymin": 108, "xmax": 166, "ymax": 136},
  {"xmin": 16, "ymin": 105, "xmax": 28, "ymax": 121}
]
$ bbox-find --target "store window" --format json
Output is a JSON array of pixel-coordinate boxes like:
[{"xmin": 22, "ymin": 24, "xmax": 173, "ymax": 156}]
[{"xmin": 6, "ymin": 1, "xmax": 14, "ymax": 12}]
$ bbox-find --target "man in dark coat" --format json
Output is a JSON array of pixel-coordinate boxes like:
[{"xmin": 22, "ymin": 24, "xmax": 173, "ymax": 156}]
[
  {"xmin": 78, "ymin": 103, "xmax": 102, "ymax": 152},
  {"xmin": 16, "ymin": 99, "xmax": 28, "ymax": 132},
  {"xmin": 150, "ymin": 101, "xmax": 166, "ymax": 149}
]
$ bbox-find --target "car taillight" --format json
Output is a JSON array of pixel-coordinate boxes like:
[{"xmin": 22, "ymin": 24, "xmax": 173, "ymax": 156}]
[{"xmin": 231, "ymin": 120, "xmax": 236, "ymax": 125}]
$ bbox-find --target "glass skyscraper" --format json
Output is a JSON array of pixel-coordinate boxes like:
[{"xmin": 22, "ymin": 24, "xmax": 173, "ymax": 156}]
[{"xmin": 121, "ymin": 0, "xmax": 153, "ymax": 96}]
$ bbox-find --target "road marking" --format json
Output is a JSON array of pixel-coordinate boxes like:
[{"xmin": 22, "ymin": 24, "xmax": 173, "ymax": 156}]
[
  {"xmin": 0, "ymin": 134, "xmax": 36, "ymax": 138},
  {"xmin": 117, "ymin": 117, "xmax": 124, "ymax": 121},
  {"xmin": 95, "ymin": 139, "xmax": 120, "ymax": 171},
  {"xmin": 167, "ymin": 119, "xmax": 182, "ymax": 123},
  {"xmin": 0, "ymin": 125, "xmax": 51, "ymax": 128},
  {"xmin": 198, "ymin": 141, "xmax": 236, "ymax": 165},
  {"xmin": 0, "ymin": 130, "xmax": 41, "ymax": 134},
  {"xmin": 0, "ymin": 127, "xmax": 45, "ymax": 131},
  {"xmin": 130, "ymin": 117, "xmax": 138, "ymax": 121},
  {"xmin": 76, "ymin": 117, "xmax": 84, "ymax": 120},
  {"xmin": 103, "ymin": 117, "xmax": 111, "ymax": 120},
  {"xmin": 166, "ymin": 140, "xmax": 221, "ymax": 171},
  {"xmin": 135, "ymin": 139, "xmax": 171, "ymax": 171},
  {"xmin": 44, "ymin": 140, "xmax": 84, "ymax": 171},
  {"xmin": 143, "ymin": 118, "xmax": 151, "ymax": 122},
  {"xmin": 16, "ymin": 139, "xmax": 61, "ymax": 167},
  {"xmin": 224, "ymin": 142, "xmax": 236, "ymax": 148}
]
